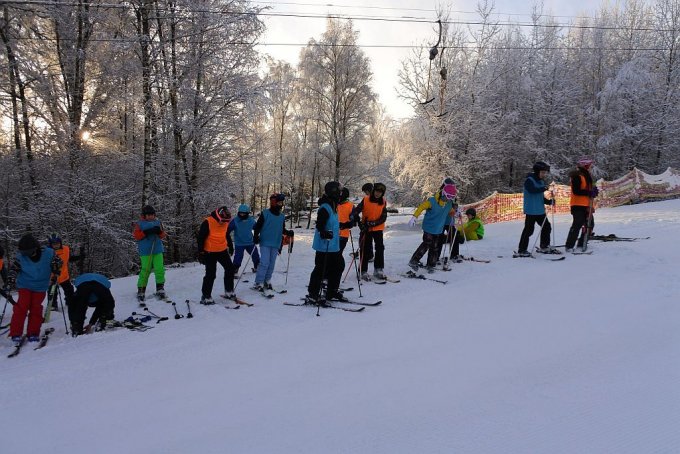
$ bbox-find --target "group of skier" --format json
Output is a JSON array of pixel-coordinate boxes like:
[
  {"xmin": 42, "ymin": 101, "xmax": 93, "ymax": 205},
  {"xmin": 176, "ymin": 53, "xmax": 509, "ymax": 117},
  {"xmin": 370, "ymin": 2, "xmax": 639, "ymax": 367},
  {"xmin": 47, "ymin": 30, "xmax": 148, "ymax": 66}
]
[{"xmin": 1, "ymin": 157, "xmax": 599, "ymax": 346}]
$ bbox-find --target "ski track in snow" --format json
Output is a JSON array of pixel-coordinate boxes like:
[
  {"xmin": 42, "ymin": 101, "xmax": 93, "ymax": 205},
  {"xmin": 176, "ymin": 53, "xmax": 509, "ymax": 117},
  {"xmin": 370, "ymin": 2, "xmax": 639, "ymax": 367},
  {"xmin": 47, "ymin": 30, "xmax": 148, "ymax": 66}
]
[{"xmin": 1, "ymin": 200, "xmax": 680, "ymax": 453}]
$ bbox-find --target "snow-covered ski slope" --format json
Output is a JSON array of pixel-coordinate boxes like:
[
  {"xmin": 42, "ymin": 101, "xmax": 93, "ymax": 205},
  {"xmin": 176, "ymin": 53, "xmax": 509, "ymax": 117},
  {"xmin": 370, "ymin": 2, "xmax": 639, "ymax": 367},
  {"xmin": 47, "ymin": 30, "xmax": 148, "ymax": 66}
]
[{"xmin": 2, "ymin": 200, "xmax": 679, "ymax": 453}]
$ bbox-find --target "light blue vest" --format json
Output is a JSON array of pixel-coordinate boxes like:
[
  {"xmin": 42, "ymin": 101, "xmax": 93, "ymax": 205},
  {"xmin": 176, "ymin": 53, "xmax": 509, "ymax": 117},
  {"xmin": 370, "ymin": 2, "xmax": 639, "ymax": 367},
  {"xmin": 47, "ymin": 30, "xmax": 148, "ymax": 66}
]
[
  {"xmin": 74, "ymin": 273, "xmax": 111, "ymax": 304},
  {"xmin": 312, "ymin": 203, "xmax": 340, "ymax": 253},
  {"xmin": 422, "ymin": 196, "xmax": 453, "ymax": 235},
  {"xmin": 17, "ymin": 247, "xmax": 55, "ymax": 292},
  {"xmin": 136, "ymin": 219, "xmax": 164, "ymax": 255},
  {"xmin": 259, "ymin": 209, "xmax": 285, "ymax": 249},
  {"xmin": 230, "ymin": 217, "xmax": 256, "ymax": 247}
]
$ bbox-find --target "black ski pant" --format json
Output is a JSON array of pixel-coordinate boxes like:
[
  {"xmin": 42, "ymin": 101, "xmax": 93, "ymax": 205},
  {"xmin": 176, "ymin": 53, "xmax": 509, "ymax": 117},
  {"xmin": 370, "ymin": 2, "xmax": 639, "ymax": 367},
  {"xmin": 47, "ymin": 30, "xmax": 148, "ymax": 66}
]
[
  {"xmin": 359, "ymin": 230, "xmax": 373, "ymax": 261},
  {"xmin": 308, "ymin": 251, "xmax": 343, "ymax": 299},
  {"xmin": 201, "ymin": 250, "xmax": 234, "ymax": 298},
  {"xmin": 339, "ymin": 236, "xmax": 349, "ymax": 254},
  {"xmin": 566, "ymin": 206, "xmax": 593, "ymax": 249},
  {"xmin": 361, "ymin": 231, "xmax": 384, "ymax": 272},
  {"xmin": 518, "ymin": 214, "xmax": 551, "ymax": 252},
  {"xmin": 410, "ymin": 232, "xmax": 441, "ymax": 267},
  {"xmin": 69, "ymin": 281, "xmax": 115, "ymax": 333},
  {"xmin": 49, "ymin": 280, "xmax": 75, "ymax": 309}
]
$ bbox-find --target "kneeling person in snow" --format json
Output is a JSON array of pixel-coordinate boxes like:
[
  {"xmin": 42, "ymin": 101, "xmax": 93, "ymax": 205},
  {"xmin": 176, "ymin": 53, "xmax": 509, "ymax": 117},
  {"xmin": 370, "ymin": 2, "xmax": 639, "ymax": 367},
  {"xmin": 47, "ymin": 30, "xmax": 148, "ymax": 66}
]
[
  {"xmin": 408, "ymin": 183, "xmax": 457, "ymax": 272},
  {"xmin": 69, "ymin": 273, "xmax": 115, "ymax": 335},
  {"xmin": 306, "ymin": 182, "xmax": 353, "ymax": 304},
  {"xmin": 447, "ymin": 207, "xmax": 485, "ymax": 261},
  {"xmin": 517, "ymin": 161, "xmax": 555, "ymax": 256}
]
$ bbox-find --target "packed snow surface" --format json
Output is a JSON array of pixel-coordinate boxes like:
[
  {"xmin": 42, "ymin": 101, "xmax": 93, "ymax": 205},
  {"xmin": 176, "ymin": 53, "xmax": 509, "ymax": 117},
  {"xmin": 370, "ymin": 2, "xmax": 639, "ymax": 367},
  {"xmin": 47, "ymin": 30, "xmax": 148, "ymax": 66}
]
[{"xmin": 2, "ymin": 200, "xmax": 679, "ymax": 453}]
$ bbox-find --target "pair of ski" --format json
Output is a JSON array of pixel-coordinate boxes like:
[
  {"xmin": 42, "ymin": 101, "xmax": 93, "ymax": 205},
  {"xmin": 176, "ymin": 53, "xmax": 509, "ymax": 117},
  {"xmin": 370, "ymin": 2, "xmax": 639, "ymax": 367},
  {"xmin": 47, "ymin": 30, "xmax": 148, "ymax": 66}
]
[
  {"xmin": 363, "ymin": 276, "xmax": 400, "ymax": 285},
  {"xmin": 8, "ymin": 327, "xmax": 55, "ymax": 358},
  {"xmin": 220, "ymin": 294, "xmax": 254, "ymax": 310},
  {"xmin": 401, "ymin": 270, "xmax": 447, "ymax": 285},
  {"xmin": 589, "ymin": 234, "xmax": 650, "ymax": 242},
  {"xmin": 284, "ymin": 297, "xmax": 383, "ymax": 312}
]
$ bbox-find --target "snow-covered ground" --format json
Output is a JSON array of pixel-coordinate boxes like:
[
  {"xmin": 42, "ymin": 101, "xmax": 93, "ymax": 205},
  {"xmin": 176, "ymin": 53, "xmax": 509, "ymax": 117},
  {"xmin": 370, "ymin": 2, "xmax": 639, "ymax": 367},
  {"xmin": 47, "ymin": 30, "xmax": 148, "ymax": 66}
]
[{"xmin": 2, "ymin": 200, "xmax": 679, "ymax": 454}]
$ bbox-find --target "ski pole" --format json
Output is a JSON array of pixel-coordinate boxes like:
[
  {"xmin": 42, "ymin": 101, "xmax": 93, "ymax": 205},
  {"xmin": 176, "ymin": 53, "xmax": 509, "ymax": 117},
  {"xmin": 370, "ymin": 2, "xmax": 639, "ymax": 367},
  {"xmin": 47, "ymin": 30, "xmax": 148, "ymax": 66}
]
[
  {"xmin": 459, "ymin": 212, "xmax": 473, "ymax": 258},
  {"xmin": 171, "ymin": 302, "xmax": 184, "ymax": 319},
  {"xmin": 140, "ymin": 308, "xmax": 169, "ymax": 322},
  {"xmin": 530, "ymin": 214, "xmax": 550, "ymax": 253},
  {"xmin": 348, "ymin": 230, "xmax": 363, "ymax": 297},
  {"xmin": 58, "ymin": 287, "xmax": 69, "ymax": 335},
  {"xmin": 582, "ymin": 197, "xmax": 595, "ymax": 252},
  {"xmin": 316, "ymin": 241, "xmax": 331, "ymax": 317},
  {"xmin": 440, "ymin": 217, "xmax": 455, "ymax": 265},
  {"xmin": 550, "ymin": 187, "xmax": 557, "ymax": 248},
  {"xmin": 284, "ymin": 235, "xmax": 293, "ymax": 286},
  {"xmin": 234, "ymin": 247, "xmax": 253, "ymax": 291},
  {"xmin": 185, "ymin": 299, "xmax": 194, "ymax": 318},
  {"xmin": 0, "ymin": 296, "xmax": 8, "ymax": 328}
]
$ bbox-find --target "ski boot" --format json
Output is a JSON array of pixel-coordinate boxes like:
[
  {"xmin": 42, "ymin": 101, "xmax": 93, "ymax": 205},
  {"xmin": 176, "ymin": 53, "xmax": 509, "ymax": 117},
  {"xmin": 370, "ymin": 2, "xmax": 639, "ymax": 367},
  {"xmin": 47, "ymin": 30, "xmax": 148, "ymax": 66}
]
[
  {"xmin": 361, "ymin": 272, "xmax": 372, "ymax": 282},
  {"xmin": 373, "ymin": 268, "xmax": 387, "ymax": 281},
  {"xmin": 408, "ymin": 260, "xmax": 422, "ymax": 272},
  {"xmin": 326, "ymin": 290, "xmax": 349, "ymax": 302},
  {"xmin": 222, "ymin": 291, "xmax": 236, "ymax": 300},
  {"xmin": 155, "ymin": 283, "xmax": 166, "ymax": 300},
  {"xmin": 137, "ymin": 287, "xmax": 146, "ymax": 303},
  {"xmin": 200, "ymin": 295, "xmax": 215, "ymax": 305}
]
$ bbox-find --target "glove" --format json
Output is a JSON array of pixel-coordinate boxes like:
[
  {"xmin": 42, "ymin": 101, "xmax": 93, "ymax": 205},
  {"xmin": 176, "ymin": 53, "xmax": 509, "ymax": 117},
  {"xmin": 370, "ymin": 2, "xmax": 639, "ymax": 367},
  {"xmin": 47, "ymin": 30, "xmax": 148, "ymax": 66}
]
[
  {"xmin": 359, "ymin": 222, "xmax": 368, "ymax": 232},
  {"xmin": 285, "ymin": 230, "xmax": 294, "ymax": 237},
  {"xmin": 320, "ymin": 231, "xmax": 333, "ymax": 240},
  {"xmin": 408, "ymin": 216, "xmax": 417, "ymax": 228},
  {"xmin": 590, "ymin": 187, "xmax": 599, "ymax": 198},
  {"xmin": 545, "ymin": 198, "xmax": 555, "ymax": 206},
  {"xmin": 228, "ymin": 245, "xmax": 234, "ymax": 256},
  {"xmin": 144, "ymin": 226, "xmax": 162, "ymax": 235},
  {"xmin": 366, "ymin": 221, "xmax": 377, "ymax": 227},
  {"xmin": 253, "ymin": 233, "xmax": 260, "ymax": 244},
  {"xmin": 198, "ymin": 251, "xmax": 206, "ymax": 265}
]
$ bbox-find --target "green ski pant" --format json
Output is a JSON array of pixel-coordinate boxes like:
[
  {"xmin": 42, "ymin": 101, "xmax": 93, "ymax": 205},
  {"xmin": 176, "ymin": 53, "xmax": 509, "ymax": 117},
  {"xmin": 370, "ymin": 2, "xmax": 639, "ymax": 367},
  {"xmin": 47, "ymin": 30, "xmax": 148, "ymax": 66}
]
[{"xmin": 137, "ymin": 253, "xmax": 165, "ymax": 287}]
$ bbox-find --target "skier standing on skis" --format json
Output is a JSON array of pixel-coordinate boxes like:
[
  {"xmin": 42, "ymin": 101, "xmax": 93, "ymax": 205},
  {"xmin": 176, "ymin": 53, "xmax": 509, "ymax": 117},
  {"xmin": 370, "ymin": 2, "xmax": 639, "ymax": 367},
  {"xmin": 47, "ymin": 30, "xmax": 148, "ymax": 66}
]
[
  {"xmin": 46, "ymin": 234, "xmax": 84, "ymax": 310},
  {"xmin": 251, "ymin": 194, "xmax": 294, "ymax": 296},
  {"xmin": 337, "ymin": 188, "xmax": 354, "ymax": 254},
  {"xmin": 197, "ymin": 206, "xmax": 235, "ymax": 304},
  {"xmin": 565, "ymin": 157, "xmax": 598, "ymax": 252},
  {"xmin": 7, "ymin": 234, "xmax": 62, "ymax": 345},
  {"xmin": 306, "ymin": 181, "xmax": 353, "ymax": 304},
  {"xmin": 227, "ymin": 204, "xmax": 260, "ymax": 276},
  {"xmin": 408, "ymin": 183, "xmax": 457, "ymax": 272},
  {"xmin": 133, "ymin": 205, "xmax": 167, "ymax": 302},
  {"xmin": 516, "ymin": 162, "xmax": 556, "ymax": 257},
  {"xmin": 69, "ymin": 273, "xmax": 116, "ymax": 336},
  {"xmin": 353, "ymin": 182, "xmax": 388, "ymax": 281},
  {"xmin": 356, "ymin": 183, "xmax": 374, "ymax": 262}
]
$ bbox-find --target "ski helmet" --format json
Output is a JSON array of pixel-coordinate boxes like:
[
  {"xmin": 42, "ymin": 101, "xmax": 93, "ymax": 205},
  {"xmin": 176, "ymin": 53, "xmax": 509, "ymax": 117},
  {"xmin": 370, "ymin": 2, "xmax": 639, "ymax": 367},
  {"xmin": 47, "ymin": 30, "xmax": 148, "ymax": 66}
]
[
  {"xmin": 47, "ymin": 233, "xmax": 62, "ymax": 246},
  {"xmin": 340, "ymin": 187, "xmax": 350, "ymax": 202},
  {"xmin": 237, "ymin": 204, "xmax": 250, "ymax": 214},
  {"xmin": 465, "ymin": 207, "xmax": 477, "ymax": 217},
  {"xmin": 443, "ymin": 176, "xmax": 455, "ymax": 186},
  {"xmin": 441, "ymin": 183, "xmax": 457, "ymax": 200},
  {"xmin": 324, "ymin": 181, "xmax": 342, "ymax": 201},
  {"xmin": 142, "ymin": 205, "xmax": 156, "ymax": 216},
  {"xmin": 215, "ymin": 206, "xmax": 230, "ymax": 222},
  {"xmin": 18, "ymin": 233, "xmax": 39, "ymax": 256},
  {"xmin": 361, "ymin": 183, "xmax": 373, "ymax": 194},
  {"xmin": 577, "ymin": 157, "xmax": 594, "ymax": 169},
  {"xmin": 373, "ymin": 182, "xmax": 386, "ymax": 194},
  {"xmin": 533, "ymin": 161, "xmax": 550, "ymax": 173}
]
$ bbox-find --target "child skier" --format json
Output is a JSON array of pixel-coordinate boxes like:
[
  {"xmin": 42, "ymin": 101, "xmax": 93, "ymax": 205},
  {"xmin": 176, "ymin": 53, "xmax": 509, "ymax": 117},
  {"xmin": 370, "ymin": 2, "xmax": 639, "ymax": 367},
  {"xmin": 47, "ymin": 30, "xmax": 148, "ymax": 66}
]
[
  {"xmin": 355, "ymin": 183, "xmax": 374, "ymax": 262},
  {"xmin": 46, "ymin": 234, "xmax": 84, "ymax": 310},
  {"xmin": 408, "ymin": 183, "xmax": 457, "ymax": 272},
  {"xmin": 516, "ymin": 161, "xmax": 556, "ymax": 257},
  {"xmin": 197, "ymin": 206, "xmax": 235, "ymax": 304},
  {"xmin": 69, "ymin": 273, "xmax": 116, "ymax": 336},
  {"xmin": 306, "ymin": 181, "xmax": 349, "ymax": 304},
  {"xmin": 337, "ymin": 188, "xmax": 354, "ymax": 254},
  {"xmin": 354, "ymin": 182, "xmax": 388, "ymax": 281},
  {"xmin": 7, "ymin": 234, "xmax": 62, "ymax": 344},
  {"xmin": 228, "ymin": 204, "xmax": 260, "ymax": 276},
  {"xmin": 133, "ymin": 205, "xmax": 167, "ymax": 302},
  {"xmin": 252, "ymin": 193, "xmax": 294, "ymax": 296},
  {"xmin": 449, "ymin": 207, "xmax": 485, "ymax": 261},
  {"xmin": 565, "ymin": 157, "xmax": 598, "ymax": 251}
]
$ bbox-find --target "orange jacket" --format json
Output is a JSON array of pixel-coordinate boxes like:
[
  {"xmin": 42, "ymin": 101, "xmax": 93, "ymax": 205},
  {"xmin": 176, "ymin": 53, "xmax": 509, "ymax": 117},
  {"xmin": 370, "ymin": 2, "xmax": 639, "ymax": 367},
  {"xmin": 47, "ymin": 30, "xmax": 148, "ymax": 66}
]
[
  {"xmin": 360, "ymin": 196, "xmax": 387, "ymax": 232},
  {"xmin": 569, "ymin": 169, "xmax": 593, "ymax": 207},
  {"xmin": 337, "ymin": 201, "xmax": 354, "ymax": 238},
  {"xmin": 203, "ymin": 216, "xmax": 229, "ymax": 252},
  {"xmin": 54, "ymin": 245, "xmax": 70, "ymax": 284}
]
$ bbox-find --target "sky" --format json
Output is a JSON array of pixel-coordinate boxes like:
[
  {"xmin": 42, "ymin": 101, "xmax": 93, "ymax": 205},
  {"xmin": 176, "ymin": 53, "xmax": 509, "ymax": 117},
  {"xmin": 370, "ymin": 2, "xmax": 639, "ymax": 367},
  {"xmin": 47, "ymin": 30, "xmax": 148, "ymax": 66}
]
[{"xmin": 256, "ymin": 0, "xmax": 603, "ymax": 119}]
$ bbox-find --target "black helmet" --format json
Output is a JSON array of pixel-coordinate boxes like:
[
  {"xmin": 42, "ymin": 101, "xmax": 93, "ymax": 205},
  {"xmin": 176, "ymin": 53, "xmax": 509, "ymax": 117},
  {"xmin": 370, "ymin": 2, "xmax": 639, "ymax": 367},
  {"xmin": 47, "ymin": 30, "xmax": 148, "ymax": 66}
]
[
  {"xmin": 373, "ymin": 182, "xmax": 386, "ymax": 194},
  {"xmin": 324, "ymin": 181, "xmax": 341, "ymax": 201},
  {"xmin": 340, "ymin": 187, "xmax": 350, "ymax": 202},
  {"xmin": 533, "ymin": 161, "xmax": 550, "ymax": 173},
  {"xmin": 465, "ymin": 207, "xmax": 477, "ymax": 217},
  {"xmin": 48, "ymin": 233, "xmax": 62, "ymax": 246},
  {"xmin": 142, "ymin": 205, "xmax": 156, "ymax": 216},
  {"xmin": 361, "ymin": 183, "xmax": 373, "ymax": 193},
  {"xmin": 18, "ymin": 233, "xmax": 40, "ymax": 256}
]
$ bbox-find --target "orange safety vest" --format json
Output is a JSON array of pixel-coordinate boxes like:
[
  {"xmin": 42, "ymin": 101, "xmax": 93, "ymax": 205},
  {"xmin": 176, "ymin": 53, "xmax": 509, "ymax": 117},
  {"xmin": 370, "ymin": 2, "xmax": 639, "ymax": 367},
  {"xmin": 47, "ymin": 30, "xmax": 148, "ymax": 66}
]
[
  {"xmin": 203, "ymin": 216, "xmax": 229, "ymax": 252},
  {"xmin": 337, "ymin": 201, "xmax": 353, "ymax": 238},
  {"xmin": 570, "ymin": 174, "xmax": 592, "ymax": 207},
  {"xmin": 362, "ymin": 196, "xmax": 386, "ymax": 232},
  {"xmin": 55, "ymin": 245, "xmax": 70, "ymax": 284}
]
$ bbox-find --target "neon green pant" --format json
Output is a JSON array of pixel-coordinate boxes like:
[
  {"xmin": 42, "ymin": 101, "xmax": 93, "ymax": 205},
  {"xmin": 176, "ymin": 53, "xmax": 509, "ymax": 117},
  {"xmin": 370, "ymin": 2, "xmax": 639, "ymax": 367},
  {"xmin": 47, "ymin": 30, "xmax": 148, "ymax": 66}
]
[{"xmin": 137, "ymin": 253, "xmax": 165, "ymax": 287}]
